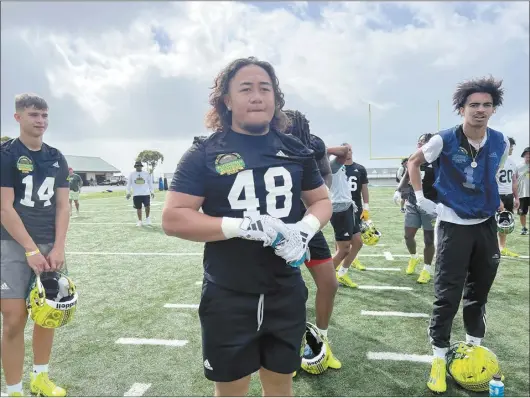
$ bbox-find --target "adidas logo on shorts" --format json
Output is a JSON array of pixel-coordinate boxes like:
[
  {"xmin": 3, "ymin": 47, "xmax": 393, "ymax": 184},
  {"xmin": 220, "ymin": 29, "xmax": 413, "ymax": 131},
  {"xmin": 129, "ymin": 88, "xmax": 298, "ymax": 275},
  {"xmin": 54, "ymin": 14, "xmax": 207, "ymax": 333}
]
[
  {"xmin": 204, "ymin": 359, "xmax": 213, "ymax": 371},
  {"xmin": 0, "ymin": 282, "xmax": 9, "ymax": 290}
]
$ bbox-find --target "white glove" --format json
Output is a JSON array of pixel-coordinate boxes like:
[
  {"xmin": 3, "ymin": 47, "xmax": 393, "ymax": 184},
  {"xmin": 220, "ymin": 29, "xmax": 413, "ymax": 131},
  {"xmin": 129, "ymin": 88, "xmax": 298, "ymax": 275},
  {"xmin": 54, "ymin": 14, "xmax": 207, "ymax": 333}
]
[
  {"xmin": 267, "ymin": 214, "xmax": 321, "ymax": 267},
  {"xmin": 393, "ymin": 190, "xmax": 401, "ymax": 205},
  {"xmin": 221, "ymin": 215, "xmax": 280, "ymax": 246},
  {"xmin": 415, "ymin": 191, "xmax": 438, "ymax": 217}
]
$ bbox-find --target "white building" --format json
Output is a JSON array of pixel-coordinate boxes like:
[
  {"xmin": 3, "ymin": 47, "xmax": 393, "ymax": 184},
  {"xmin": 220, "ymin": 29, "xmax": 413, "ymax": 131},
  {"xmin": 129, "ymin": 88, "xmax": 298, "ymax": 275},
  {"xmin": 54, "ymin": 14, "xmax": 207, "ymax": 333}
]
[{"xmin": 65, "ymin": 155, "xmax": 121, "ymax": 185}]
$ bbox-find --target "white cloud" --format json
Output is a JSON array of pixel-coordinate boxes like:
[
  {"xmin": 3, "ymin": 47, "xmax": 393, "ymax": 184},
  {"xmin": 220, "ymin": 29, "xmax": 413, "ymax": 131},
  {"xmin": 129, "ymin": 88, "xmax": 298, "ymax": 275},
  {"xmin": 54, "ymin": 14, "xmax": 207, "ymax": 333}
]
[{"xmin": 2, "ymin": 1, "xmax": 528, "ymax": 173}]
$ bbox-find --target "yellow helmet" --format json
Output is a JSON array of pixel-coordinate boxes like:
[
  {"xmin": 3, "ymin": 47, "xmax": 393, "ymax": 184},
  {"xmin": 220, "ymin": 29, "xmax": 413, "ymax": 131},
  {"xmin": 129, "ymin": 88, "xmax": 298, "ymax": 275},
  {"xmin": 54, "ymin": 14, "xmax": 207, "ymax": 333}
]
[
  {"xmin": 26, "ymin": 271, "xmax": 78, "ymax": 329},
  {"xmin": 446, "ymin": 342, "xmax": 501, "ymax": 392},
  {"xmin": 300, "ymin": 322, "xmax": 330, "ymax": 375},
  {"xmin": 360, "ymin": 220, "xmax": 381, "ymax": 246}
]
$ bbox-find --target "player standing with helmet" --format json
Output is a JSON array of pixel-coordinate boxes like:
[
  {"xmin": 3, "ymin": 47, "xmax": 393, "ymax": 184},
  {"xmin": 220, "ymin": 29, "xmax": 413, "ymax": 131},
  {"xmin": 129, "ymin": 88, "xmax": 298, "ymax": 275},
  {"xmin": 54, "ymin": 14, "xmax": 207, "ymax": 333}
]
[
  {"xmin": 1, "ymin": 93, "xmax": 71, "ymax": 397},
  {"xmin": 407, "ymin": 76, "xmax": 510, "ymax": 393}
]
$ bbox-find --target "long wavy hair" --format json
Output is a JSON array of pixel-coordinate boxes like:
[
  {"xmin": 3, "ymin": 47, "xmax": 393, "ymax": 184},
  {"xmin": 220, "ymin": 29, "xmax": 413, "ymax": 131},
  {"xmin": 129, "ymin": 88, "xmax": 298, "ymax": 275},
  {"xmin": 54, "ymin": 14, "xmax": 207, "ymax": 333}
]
[
  {"xmin": 283, "ymin": 109, "xmax": 311, "ymax": 147},
  {"xmin": 204, "ymin": 57, "xmax": 289, "ymax": 133}
]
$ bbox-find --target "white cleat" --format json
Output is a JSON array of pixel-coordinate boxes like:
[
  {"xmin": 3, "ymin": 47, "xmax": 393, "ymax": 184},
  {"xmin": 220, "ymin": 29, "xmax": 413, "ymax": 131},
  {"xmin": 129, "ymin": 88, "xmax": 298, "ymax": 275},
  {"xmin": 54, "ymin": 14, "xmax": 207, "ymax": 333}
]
[
  {"xmin": 136, "ymin": 221, "xmax": 143, "ymax": 227},
  {"xmin": 144, "ymin": 217, "xmax": 152, "ymax": 226}
]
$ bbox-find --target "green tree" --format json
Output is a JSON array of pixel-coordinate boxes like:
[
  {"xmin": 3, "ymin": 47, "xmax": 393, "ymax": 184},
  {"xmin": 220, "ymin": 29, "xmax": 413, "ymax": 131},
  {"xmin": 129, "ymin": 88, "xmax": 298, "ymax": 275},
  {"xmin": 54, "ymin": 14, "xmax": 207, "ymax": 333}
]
[
  {"xmin": 1, "ymin": 135, "xmax": 12, "ymax": 143},
  {"xmin": 136, "ymin": 150, "xmax": 165, "ymax": 175}
]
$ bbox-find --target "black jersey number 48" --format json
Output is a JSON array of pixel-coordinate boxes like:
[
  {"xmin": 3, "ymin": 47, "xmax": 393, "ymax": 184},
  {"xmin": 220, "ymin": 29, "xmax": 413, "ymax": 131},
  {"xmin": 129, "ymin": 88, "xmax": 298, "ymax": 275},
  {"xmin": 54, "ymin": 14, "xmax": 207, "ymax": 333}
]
[{"xmin": 228, "ymin": 167, "xmax": 293, "ymax": 219}]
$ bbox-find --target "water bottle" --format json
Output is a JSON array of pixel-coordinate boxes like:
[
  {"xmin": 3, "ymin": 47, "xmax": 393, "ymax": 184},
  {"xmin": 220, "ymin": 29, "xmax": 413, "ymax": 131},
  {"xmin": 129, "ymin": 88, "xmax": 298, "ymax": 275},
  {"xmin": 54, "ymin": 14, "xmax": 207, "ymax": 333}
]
[
  {"xmin": 489, "ymin": 374, "xmax": 504, "ymax": 397},
  {"xmin": 303, "ymin": 344, "xmax": 314, "ymax": 359}
]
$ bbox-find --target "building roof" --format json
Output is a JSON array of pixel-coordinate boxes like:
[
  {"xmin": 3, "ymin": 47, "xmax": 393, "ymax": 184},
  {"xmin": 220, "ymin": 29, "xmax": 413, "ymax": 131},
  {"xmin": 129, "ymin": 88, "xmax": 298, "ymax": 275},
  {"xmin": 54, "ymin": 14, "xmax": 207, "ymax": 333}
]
[{"xmin": 64, "ymin": 155, "xmax": 120, "ymax": 173}]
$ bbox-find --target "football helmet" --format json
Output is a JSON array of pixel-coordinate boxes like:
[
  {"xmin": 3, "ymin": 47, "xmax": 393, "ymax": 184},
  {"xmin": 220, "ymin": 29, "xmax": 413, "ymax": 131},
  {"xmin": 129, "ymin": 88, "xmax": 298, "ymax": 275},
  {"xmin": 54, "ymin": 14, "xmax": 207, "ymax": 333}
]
[
  {"xmin": 360, "ymin": 220, "xmax": 381, "ymax": 246},
  {"xmin": 496, "ymin": 211, "xmax": 515, "ymax": 235},
  {"xmin": 26, "ymin": 271, "xmax": 78, "ymax": 329},
  {"xmin": 446, "ymin": 342, "xmax": 501, "ymax": 392},
  {"xmin": 300, "ymin": 322, "xmax": 330, "ymax": 375}
]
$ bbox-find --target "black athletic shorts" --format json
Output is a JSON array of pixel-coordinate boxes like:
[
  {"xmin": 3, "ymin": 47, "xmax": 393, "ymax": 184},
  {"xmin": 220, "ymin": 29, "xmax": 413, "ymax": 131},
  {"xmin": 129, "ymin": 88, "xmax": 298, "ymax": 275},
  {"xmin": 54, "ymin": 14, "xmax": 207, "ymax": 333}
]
[
  {"xmin": 518, "ymin": 197, "xmax": 530, "ymax": 216},
  {"xmin": 331, "ymin": 205, "xmax": 362, "ymax": 241},
  {"xmin": 305, "ymin": 231, "xmax": 332, "ymax": 268},
  {"xmin": 133, "ymin": 195, "xmax": 150, "ymax": 209},
  {"xmin": 500, "ymin": 194, "xmax": 514, "ymax": 213},
  {"xmin": 199, "ymin": 280, "xmax": 308, "ymax": 382}
]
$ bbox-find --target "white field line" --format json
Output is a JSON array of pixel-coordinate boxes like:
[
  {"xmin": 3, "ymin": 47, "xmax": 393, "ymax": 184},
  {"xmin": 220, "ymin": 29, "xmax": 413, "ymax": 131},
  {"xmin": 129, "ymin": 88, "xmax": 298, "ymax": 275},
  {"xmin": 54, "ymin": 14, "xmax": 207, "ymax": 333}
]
[
  {"xmin": 67, "ymin": 251, "xmax": 203, "ymax": 256},
  {"xmin": 116, "ymin": 338, "xmax": 188, "ymax": 347},
  {"xmin": 367, "ymin": 351, "xmax": 433, "ymax": 363},
  {"xmin": 195, "ymin": 281, "xmax": 202, "ymax": 285},
  {"xmin": 383, "ymin": 251, "xmax": 394, "ymax": 260},
  {"xmin": 76, "ymin": 210, "xmax": 163, "ymax": 213},
  {"xmin": 365, "ymin": 267, "xmax": 401, "ymax": 271},
  {"xmin": 69, "ymin": 222, "xmax": 162, "ymax": 225},
  {"xmin": 502, "ymin": 255, "xmax": 530, "ymax": 260},
  {"xmin": 64, "ymin": 251, "xmax": 530, "ymax": 261},
  {"xmin": 361, "ymin": 310, "xmax": 429, "ymax": 318},
  {"xmin": 164, "ymin": 304, "xmax": 199, "ymax": 309},
  {"xmin": 124, "ymin": 383, "xmax": 152, "ymax": 397},
  {"xmin": 358, "ymin": 285, "xmax": 413, "ymax": 291}
]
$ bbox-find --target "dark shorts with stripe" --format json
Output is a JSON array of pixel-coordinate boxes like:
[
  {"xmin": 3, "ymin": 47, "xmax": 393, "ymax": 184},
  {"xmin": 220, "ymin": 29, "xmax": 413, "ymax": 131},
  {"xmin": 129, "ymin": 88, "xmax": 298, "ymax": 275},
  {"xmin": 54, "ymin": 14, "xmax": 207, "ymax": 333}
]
[{"xmin": 199, "ymin": 280, "xmax": 308, "ymax": 382}]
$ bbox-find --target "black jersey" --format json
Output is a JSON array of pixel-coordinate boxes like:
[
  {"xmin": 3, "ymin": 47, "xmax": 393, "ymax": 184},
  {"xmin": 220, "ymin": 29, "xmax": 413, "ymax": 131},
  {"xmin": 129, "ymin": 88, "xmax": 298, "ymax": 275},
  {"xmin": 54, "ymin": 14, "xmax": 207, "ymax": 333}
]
[
  {"xmin": 1, "ymin": 138, "xmax": 69, "ymax": 243},
  {"xmin": 170, "ymin": 129, "xmax": 324, "ymax": 294},
  {"xmin": 344, "ymin": 162, "xmax": 369, "ymax": 213}
]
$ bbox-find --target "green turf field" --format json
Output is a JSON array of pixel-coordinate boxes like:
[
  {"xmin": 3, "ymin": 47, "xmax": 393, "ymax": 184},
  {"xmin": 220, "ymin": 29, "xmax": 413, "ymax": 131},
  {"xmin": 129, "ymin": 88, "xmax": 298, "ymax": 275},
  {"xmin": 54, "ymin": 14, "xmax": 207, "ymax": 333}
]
[{"xmin": 2, "ymin": 187, "xmax": 529, "ymax": 396}]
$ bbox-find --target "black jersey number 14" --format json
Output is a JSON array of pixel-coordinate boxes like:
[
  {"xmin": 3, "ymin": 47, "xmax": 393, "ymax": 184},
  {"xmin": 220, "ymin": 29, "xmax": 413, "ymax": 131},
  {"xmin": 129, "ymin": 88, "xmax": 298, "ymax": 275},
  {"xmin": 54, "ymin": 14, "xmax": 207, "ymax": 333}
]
[{"xmin": 20, "ymin": 175, "xmax": 55, "ymax": 207}]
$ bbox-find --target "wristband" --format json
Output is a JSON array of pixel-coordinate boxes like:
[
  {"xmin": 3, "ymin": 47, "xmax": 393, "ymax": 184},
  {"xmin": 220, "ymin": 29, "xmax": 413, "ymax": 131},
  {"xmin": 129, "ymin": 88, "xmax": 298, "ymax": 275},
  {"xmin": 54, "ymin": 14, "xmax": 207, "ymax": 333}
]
[
  {"xmin": 221, "ymin": 217, "xmax": 243, "ymax": 239},
  {"xmin": 414, "ymin": 190, "xmax": 425, "ymax": 200},
  {"xmin": 301, "ymin": 214, "xmax": 321, "ymax": 234},
  {"xmin": 25, "ymin": 249, "xmax": 40, "ymax": 257},
  {"xmin": 363, "ymin": 203, "xmax": 370, "ymax": 211}
]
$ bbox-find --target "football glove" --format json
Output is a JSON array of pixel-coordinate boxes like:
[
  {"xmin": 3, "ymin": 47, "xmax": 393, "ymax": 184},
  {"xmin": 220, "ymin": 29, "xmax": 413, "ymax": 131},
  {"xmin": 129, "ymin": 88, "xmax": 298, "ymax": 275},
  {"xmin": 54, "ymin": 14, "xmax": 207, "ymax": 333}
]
[
  {"xmin": 361, "ymin": 203, "xmax": 370, "ymax": 221},
  {"xmin": 393, "ymin": 190, "xmax": 401, "ymax": 205},
  {"xmin": 415, "ymin": 191, "xmax": 438, "ymax": 216},
  {"xmin": 268, "ymin": 214, "xmax": 321, "ymax": 267},
  {"xmin": 221, "ymin": 215, "xmax": 281, "ymax": 247}
]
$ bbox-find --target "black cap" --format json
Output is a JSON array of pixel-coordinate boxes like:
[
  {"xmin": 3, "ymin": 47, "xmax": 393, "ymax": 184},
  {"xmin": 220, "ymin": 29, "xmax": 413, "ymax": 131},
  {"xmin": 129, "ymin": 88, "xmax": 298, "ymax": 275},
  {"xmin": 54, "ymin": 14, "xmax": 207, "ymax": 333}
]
[
  {"xmin": 521, "ymin": 147, "xmax": 530, "ymax": 157},
  {"xmin": 134, "ymin": 160, "xmax": 143, "ymax": 167}
]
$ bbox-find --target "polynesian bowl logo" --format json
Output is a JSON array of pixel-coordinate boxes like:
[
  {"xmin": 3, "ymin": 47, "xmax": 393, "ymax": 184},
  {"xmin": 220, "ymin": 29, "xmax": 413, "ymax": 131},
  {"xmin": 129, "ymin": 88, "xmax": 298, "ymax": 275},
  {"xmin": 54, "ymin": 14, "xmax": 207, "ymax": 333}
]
[
  {"xmin": 16, "ymin": 156, "xmax": 33, "ymax": 173},
  {"xmin": 215, "ymin": 153, "xmax": 245, "ymax": 175}
]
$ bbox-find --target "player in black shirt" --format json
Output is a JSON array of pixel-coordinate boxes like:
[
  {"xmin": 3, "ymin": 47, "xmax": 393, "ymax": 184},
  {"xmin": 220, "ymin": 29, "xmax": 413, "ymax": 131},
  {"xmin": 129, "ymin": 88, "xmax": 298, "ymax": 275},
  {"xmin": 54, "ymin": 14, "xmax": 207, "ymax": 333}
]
[
  {"xmin": 162, "ymin": 57, "xmax": 332, "ymax": 397},
  {"xmin": 283, "ymin": 109, "xmax": 342, "ymax": 371},
  {"xmin": 0, "ymin": 94, "xmax": 70, "ymax": 396},
  {"xmin": 396, "ymin": 133, "xmax": 437, "ymax": 284},
  {"xmin": 332, "ymin": 144, "xmax": 371, "ymax": 277}
]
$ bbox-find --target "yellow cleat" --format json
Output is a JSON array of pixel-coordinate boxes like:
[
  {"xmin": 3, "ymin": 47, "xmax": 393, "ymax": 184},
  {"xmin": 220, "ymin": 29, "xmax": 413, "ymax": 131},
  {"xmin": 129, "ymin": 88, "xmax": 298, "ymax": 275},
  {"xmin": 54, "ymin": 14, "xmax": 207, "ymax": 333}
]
[
  {"xmin": 336, "ymin": 272, "xmax": 358, "ymax": 288},
  {"xmin": 406, "ymin": 257, "xmax": 420, "ymax": 275},
  {"xmin": 8, "ymin": 393, "xmax": 23, "ymax": 397},
  {"xmin": 326, "ymin": 351, "xmax": 342, "ymax": 369},
  {"xmin": 30, "ymin": 372, "xmax": 66, "ymax": 397},
  {"xmin": 292, "ymin": 371, "xmax": 297, "ymax": 378},
  {"xmin": 427, "ymin": 357, "xmax": 447, "ymax": 393},
  {"xmin": 352, "ymin": 258, "xmax": 366, "ymax": 271},
  {"xmin": 417, "ymin": 269, "xmax": 431, "ymax": 284},
  {"xmin": 501, "ymin": 247, "xmax": 519, "ymax": 257}
]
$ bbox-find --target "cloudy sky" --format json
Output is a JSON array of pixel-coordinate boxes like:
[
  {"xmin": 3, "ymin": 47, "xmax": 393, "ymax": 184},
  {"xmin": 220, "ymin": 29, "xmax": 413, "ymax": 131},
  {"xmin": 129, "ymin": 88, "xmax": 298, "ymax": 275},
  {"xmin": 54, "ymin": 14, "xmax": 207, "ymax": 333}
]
[{"xmin": 2, "ymin": 1, "xmax": 529, "ymax": 176}]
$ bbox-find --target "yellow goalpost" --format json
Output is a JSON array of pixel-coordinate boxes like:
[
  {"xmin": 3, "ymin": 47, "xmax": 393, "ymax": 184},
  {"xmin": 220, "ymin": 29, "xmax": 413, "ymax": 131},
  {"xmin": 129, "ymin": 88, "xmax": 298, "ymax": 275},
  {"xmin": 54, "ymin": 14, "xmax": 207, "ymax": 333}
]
[{"xmin": 368, "ymin": 101, "xmax": 441, "ymax": 160}]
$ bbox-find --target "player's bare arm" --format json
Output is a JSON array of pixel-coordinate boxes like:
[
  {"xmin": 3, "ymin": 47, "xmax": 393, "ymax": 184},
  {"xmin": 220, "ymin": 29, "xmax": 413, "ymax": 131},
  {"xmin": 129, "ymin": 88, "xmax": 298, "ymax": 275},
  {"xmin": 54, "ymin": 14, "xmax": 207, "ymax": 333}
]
[
  {"xmin": 0, "ymin": 187, "xmax": 49, "ymax": 273},
  {"xmin": 301, "ymin": 184, "xmax": 333, "ymax": 228},
  {"xmin": 317, "ymin": 156, "xmax": 333, "ymax": 188},
  {"xmin": 361, "ymin": 184, "xmax": 369, "ymax": 206},
  {"xmin": 162, "ymin": 191, "xmax": 229, "ymax": 242},
  {"xmin": 47, "ymin": 187, "xmax": 70, "ymax": 270},
  {"xmin": 512, "ymin": 172, "xmax": 520, "ymax": 210},
  {"xmin": 397, "ymin": 169, "xmax": 410, "ymax": 192},
  {"xmin": 407, "ymin": 149, "xmax": 427, "ymax": 193}
]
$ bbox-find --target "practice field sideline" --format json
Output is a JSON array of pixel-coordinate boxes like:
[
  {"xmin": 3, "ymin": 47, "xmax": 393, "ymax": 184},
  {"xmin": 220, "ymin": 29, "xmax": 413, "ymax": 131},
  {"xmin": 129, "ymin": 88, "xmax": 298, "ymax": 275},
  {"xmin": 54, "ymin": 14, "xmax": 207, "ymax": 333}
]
[{"xmin": 1, "ymin": 187, "xmax": 529, "ymax": 396}]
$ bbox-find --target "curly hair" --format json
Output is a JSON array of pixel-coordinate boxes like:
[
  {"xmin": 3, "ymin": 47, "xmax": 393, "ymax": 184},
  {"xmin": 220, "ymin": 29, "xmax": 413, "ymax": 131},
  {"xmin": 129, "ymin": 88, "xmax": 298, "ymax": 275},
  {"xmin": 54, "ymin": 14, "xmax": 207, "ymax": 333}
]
[
  {"xmin": 418, "ymin": 133, "xmax": 434, "ymax": 145},
  {"xmin": 508, "ymin": 137, "xmax": 516, "ymax": 146},
  {"xmin": 283, "ymin": 109, "xmax": 311, "ymax": 147},
  {"xmin": 204, "ymin": 56, "xmax": 288, "ymax": 133},
  {"xmin": 452, "ymin": 76, "xmax": 504, "ymax": 112}
]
